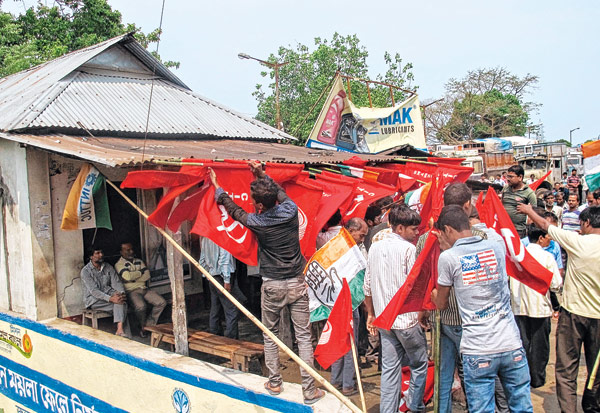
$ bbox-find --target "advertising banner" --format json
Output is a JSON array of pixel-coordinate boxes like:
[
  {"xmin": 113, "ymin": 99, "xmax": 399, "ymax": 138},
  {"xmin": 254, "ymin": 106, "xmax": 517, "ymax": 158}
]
[{"xmin": 306, "ymin": 75, "xmax": 426, "ymax": 153}]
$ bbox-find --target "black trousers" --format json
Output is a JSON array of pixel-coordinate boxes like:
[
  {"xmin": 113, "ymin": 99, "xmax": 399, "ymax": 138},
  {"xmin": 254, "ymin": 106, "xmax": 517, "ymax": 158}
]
[
  {"xmin": 555, "ymin": 308, "xmax": 600, "ymax": 413},
  {"xmin": 515, "ymin": 315, "xmax": 551, "ymax": 388}
]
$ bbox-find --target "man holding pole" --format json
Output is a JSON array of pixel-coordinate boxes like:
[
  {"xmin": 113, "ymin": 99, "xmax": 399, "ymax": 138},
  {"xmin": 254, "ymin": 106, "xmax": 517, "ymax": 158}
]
[
  {"xmin": 517, "ymin": 203, "xmax": 600, "ymax": 413},
  {"xmin": 208, "ymin": 162, "xmax": 325, "ymax": 405}
]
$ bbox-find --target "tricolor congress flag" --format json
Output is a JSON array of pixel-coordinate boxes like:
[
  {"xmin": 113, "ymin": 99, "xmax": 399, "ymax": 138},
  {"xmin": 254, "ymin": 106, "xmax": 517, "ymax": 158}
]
[
  {"xmin": 61, "ymin": 164, "xmax": 112, "ymax": 230},
  {"xmin": 305, "ymin": 228, "xmax": 366, "ymax": 322},
  {"xmin": 582, "ymin": 140, "xmax": 600, "ymax": 192}
]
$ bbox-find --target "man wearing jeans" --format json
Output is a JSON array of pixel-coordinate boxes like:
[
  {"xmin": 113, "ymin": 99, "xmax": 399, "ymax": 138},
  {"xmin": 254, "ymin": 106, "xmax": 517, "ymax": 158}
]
[
  {"xmin": 365, "ymin": 205, "xmax": 428, "ymax": 413},
  {"xmin": 432, "ymin": 205, "xmax": 533, "ymax": 413},
  {"xmin": 209, "ymin": 162, "xmax": 325, "ymax": 405},
  {"xmin": 518, "ymin": 204, "xmax": 600, "ymax": 413}
]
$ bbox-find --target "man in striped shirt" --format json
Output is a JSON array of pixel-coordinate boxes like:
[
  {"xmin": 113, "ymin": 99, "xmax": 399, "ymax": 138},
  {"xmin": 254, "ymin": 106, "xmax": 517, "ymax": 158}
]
[{"xmin": 364, "ymin": 205, "xmax": 428, "ymax": 413}]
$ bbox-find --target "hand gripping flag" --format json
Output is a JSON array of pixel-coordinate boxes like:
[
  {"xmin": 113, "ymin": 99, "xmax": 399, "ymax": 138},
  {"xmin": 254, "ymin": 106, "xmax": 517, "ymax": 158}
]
[
  {"xmin": 372, "ymin": 232, "xmax": 440, "ymax": 330},
  {"xmin": 305, "ymin": 228, "xmax": 366, "ymax": 322},
  {"xmin": 529, "ymin": 170, "xmax": 552, "ymax": 191},
  {"xmin": 61, "ymin": 163, "xmax": 112, "ymax": 230},
  {"xmin": 480, "ymin": 189, "xmax": 553, "ymax": 295},
  {"xmin": 314, "ymin": 278, "xmax": 353, "ymax": 369}
]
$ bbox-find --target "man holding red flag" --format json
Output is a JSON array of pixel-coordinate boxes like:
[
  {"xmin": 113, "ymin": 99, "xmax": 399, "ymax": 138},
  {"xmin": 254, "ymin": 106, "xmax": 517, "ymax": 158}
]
[
  {"xmin": 208, "ymin": 162, "xmax": 325, "ymax": 405},
  {"xmin": 364, "ymin": 204, "xmax": 428, "ymax": 413},
  {"xmin": 432, "ymin": 205, "xmax": 533, "ymax": 413}
]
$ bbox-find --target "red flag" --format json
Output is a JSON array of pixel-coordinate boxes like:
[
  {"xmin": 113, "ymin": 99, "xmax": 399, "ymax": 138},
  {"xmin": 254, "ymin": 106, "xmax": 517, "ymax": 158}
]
[
  {"xmin": 283, "ymin": 179, "xmax": 323, "ymax": 259},
  {"xmin": 148, "ymin": 179, "xmax": 204, "ymax": 228},
  {"xmin": 314, "ymin": 279, "xmax": 353, "ymax": 369},
  {"xmin": 383, "ymin": 162, "xmax": 473, "ymax": 184},
  {"xmin": 344, "ymin": 180, "xmax": 396, "ymax": 220},
  {"xmin": 166, "ymin": 185, "xmax": 208, "ymax": 232},
  {"xmin": 121, "ymin": 170, "xmax": 203, "ymax": 189},
  {"xmin": 529, "ymin": 170, "xmax": 552, "ymax": 191},
  {"xmin": 191, "ymin": 185, "xmax": 259, "ymax": 266},
  {"xmin": 475, "ymin": 191, "xmax": 484, "ymax": 216},
  {"xmin": 399, "ymin": 361, "xmax": 435, "ymax": 411},
  {"xmin": 417, "ymin": 170, "xmax": 456, "ymax": 234},
  {"xmin": 314, "ymin": 174, "xmax": 355, "ymax": 220},
  {"xmin": 480, "ymin": 189, "xmax": 553, "ymax": 295},
  {"xmin": 342, "ymin": 155, "xmax": 368, "ymax": 168},
  {"xmin": 372, "ymin": 233, "xmax": 440, "ymax": 330}
]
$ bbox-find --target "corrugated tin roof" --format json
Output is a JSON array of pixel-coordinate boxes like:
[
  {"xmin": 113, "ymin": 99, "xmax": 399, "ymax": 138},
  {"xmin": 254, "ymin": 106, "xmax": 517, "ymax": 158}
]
[
  {"xmin": 0, "ymin": 132, "xmax": 400, "ymax": 167},
  {"xmin": 25, "ymin": 71, "xmax": 293, "ymax": 140},
  {"xmin": 0, "ymin": 34, "xmax": 293, "ymax": 141}
]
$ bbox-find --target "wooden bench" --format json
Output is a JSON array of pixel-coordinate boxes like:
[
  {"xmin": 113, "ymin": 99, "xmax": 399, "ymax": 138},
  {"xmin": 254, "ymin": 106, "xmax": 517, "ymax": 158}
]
[
  {"xmin": 144, "ymin": 323, "xmax": 267, "ymax": 375},
  {"xmin": 81, "ymin": 309, "xmax": 113, "ymax": 329}
]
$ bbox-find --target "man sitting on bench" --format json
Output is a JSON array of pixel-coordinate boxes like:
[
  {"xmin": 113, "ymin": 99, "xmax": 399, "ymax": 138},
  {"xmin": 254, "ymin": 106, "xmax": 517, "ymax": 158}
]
[
  {"xmin": 80, "ymin": 246, "xmax": 130, "ymax": 337},
  {"xmin": 115, "ymin": 242, "xmax": 167, "ymax": 338}
]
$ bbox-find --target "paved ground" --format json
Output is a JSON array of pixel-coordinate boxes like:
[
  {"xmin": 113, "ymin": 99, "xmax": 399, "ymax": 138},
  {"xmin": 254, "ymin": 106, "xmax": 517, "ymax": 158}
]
[{"xmin": 111, "ymin": 309, "xmax": 590, "ymax": 412}]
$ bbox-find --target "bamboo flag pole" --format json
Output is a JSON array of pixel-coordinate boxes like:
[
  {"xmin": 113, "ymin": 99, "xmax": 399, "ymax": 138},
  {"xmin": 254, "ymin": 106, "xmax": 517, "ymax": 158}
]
[
  {"xmin": 105, "ymin": 179, "xmax": 362, "ymax": 413},
  {"xmin": 432, "ymin": 311, "xmax": 441, "ymax": 413},
  {"xmin": 349, "ymin": 334, "xmax": 367, "ymax": 413},
  {"xmin": 587, "ymin": 349, "xmax": 600, "ymax": 391}
]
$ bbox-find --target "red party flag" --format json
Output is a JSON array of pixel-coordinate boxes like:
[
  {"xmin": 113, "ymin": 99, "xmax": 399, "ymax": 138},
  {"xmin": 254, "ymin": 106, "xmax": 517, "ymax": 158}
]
[
  {"xmin": 344, "ymin": 180, "xmax": 396, "ymax": 220},
  {"xmin": 529, "ymin": 170, "xmax": 552, "ymax": 191},
  {"xmin": 283, "ymin": 178, "xmax": 323, "ymax": 259},
  {"xmin": 191, "ymin": 185, "xmax": 259, "ymax": 266},
  {"xmin": 314, "ymin": 279, "xmax": 353, "ymax": 369},
  {"xmin": 480, "ymin": 189, "xmax": 553, "ymax": 295},
  {"xmin": 372, "ymin": 233, "xmax": 440, "ymax": 330}
]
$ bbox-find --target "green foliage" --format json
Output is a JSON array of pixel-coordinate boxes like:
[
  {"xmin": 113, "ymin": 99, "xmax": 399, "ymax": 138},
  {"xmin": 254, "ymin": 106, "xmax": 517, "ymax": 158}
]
[
  {"xmin": 252, "ymin": 33, "xmax": 416, "ymax": 144},
  {"xmin": 425, "ymin": 67, "xmax": 540, "ymax": 143},
  {"xmin": 0, "ymin": 0, "xmax": 179, "ymax": 78},
  {"xmin": 555, "ymin": 138, "xmax": 572, "ymax": 148},
  {"xmin": 441, "ymin": 89, "xmax": 528, "ymax": 140}
]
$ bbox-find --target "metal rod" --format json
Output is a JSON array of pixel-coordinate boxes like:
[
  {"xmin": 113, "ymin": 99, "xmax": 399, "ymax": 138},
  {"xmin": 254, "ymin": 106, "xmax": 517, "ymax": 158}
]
[
  {"xmin": 337, "ymin": 73, "xmax": 417, "ymax": 96},
  {"xmin": 105, "ymin": 179, "xmax": 361, "ymax": 413},
  {"xmin": 366, "ymin": 81, "xmax": 372, "ymax": 108},
  {"xmin": 433, "ymin": 311, "xmax": 441, "ymax": 413},
  {"xmin": 150, "ymin": 160, "xmax": 205, "ymax": 166},
  {"xmin": 346, "ymin": 76, "xmax": 352, "ymax": 102},
  {"xmin": 588, "ymin": 348, "xmax": 600, "ymax": 391},
  {"xmin": 389, "ymin": 86, "xmax": 395, "ymax": 106},
  {"xmin": 350, "ymin": 334, "xmax": 367, "ymax": 413}
]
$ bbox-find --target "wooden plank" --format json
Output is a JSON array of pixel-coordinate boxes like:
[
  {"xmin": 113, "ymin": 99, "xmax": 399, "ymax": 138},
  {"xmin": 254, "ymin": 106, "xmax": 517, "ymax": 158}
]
[{"xmin": 165, "ymin": 209, "xmax": 189, "ymax": 356}]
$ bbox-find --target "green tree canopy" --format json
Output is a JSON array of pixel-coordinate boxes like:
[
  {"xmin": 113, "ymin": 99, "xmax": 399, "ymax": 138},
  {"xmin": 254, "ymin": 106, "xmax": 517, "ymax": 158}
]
[
  {"xmin": 441, "ymin": 89, "xmax": 528, "ymax": 140},
  {"xmin": 0, "ymin": 0, "xmax": 178, "ymax": 78},
  {"xmin": 424, "ymin": 67, "xmax": 540, "ymax": 143},
  {"xmin": 251, "ymin": 33, "xmax": 416, "ymax": 144}
]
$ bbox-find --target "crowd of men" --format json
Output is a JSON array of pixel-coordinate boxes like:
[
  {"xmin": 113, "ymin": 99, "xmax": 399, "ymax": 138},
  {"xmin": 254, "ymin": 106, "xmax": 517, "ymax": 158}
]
[{"xmin": 80, "ymin": 162, "xmax": 599, "ymax": 412}]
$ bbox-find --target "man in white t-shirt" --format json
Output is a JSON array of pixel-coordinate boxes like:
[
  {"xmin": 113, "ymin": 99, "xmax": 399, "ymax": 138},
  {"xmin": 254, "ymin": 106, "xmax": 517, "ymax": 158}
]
[{"xmin": 432, "ymin": 205, "xmax": 533, "ymax": 413}]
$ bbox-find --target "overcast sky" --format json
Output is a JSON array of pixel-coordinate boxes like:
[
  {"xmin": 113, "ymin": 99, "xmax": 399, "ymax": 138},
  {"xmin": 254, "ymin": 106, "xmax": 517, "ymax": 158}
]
[{"xmin": 3, "ymin": 0, "xmax": 599, "ymax": 145}]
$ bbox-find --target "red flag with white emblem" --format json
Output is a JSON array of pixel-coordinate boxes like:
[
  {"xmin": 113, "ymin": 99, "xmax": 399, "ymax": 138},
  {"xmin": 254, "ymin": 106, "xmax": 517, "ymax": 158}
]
[
  {"xmin": 314, "ymin": 279, "xmax": 353, "ymax": 369},
  {"xmin": 192, "ymin": 185, "xmax": 259, "ymax": 266},
  {"xmin": 283, "ymin": 179, "xmax": 323, "ymax": 259},
  {"xmin": 480, "ymin": 189, "xmax": 553, "ymax": 295}
]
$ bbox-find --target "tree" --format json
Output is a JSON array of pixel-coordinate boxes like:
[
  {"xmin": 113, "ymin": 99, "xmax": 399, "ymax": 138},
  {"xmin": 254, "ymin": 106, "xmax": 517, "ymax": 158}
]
[
  {"xmin": 252, "ymin": 33, "xmax": 416, "ymax": 144},
  {"xmin": 555, "ymin": 138, "xmax": 572, "ymax": 148},
  {"xmin": 424, "ymin": 67, "xmax": 540, "ymax": 143},
  {"xmin": 0, "ymin": 0, "xmax": 178, "ymax": 78}
]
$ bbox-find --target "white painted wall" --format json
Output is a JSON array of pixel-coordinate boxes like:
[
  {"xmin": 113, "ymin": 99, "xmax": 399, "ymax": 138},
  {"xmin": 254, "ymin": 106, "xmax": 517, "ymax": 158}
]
[{"xmin": 0, "ymin": 140, "xmax": 36, "ymax": 317}]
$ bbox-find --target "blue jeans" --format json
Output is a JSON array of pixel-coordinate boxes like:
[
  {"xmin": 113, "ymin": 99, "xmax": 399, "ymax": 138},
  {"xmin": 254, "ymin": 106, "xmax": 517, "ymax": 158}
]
[
  {"xmin": 380, "ymin": 324, "xmax": 428, "ymax": 413},
  {"xmin": 331, "ymin": 309, "xmax": 360, "ymax": 389},
  {"xmin": 439, "ymin": 324, "xmax": 462, "ymax": 413},
  {"xmin": 462, "ymin": 347, "xmax": 533, "ymax": 413}
]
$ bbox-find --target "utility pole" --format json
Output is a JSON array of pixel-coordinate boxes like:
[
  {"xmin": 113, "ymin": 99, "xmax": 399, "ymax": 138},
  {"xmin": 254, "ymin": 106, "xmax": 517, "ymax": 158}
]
[
  {"xmin": 238, "ymin": 53, "xmax": 290, "ymax": 131},
  {"xmin": 569, "ymin": 127, "xmax": 580, "ymax": 146}
]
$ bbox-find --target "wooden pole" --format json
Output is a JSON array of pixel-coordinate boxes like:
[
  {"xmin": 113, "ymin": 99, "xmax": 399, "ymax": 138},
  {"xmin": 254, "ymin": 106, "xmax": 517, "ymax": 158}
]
[
  {"xmin": 105, "ymin": 179, "xmax": 362, "ymax": 413},
  {"xmin": 432, "ymin": 311, "xmax": 441, "ymax": 413},
  {"xmin": 165, "ymin": 210, "xmax": 189, "ymax": 356},
  {"xmin": 350, "ymin": 334, "xmax": 367, "ymax": 413},
  {"xmin": 587, "ymin": 348, "xmax": 600, "ymax": 391}
]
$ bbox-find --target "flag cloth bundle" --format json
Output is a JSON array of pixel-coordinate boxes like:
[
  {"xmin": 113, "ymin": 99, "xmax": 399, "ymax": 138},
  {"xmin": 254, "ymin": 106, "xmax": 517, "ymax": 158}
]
[
  {"xmin": 372, "ymin": 233, "xmax": 439, "ymax": 330},
  {"xmin": 479, "ymin": 189, "xmax": 553, "ymax": 295},
  {"xmin": 529, "ymin": 170, "xmax": 552, "ymax": 191},
  {"xmin": 313, "ymin": 279, "xmax": 353, "ymax": 370},
  {"xmin": 61, "ymin": 163, "xmax": 112, "ymax": 230},
  {"xmin": 582, "ymin": 140, "xmax": 600, "ymax": 191},
  {"xmin": 305, "ymin": 228, "xmax": 366, "ymax": 322}
]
